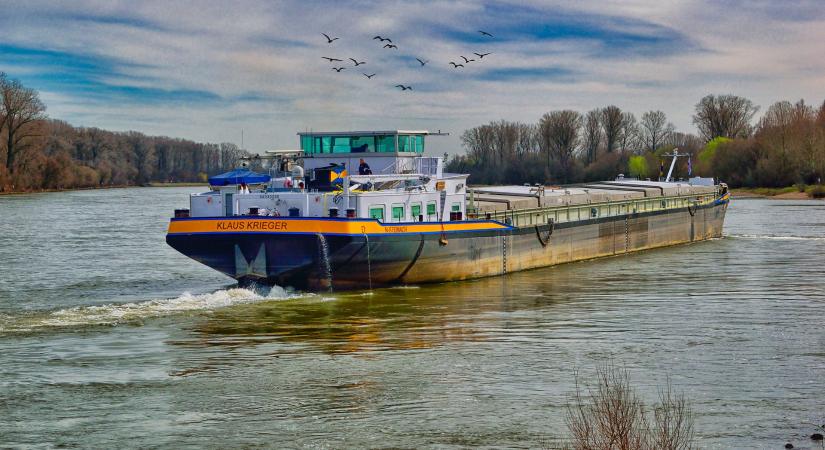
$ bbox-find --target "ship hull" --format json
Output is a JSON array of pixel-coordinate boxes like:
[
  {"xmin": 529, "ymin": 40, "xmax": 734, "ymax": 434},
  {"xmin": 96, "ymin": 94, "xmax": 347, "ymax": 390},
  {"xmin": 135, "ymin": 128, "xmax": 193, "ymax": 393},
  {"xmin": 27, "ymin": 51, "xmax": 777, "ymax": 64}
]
[{"xmin": 166, "ymin": 198, "xmax": 728, "ymax": 291}]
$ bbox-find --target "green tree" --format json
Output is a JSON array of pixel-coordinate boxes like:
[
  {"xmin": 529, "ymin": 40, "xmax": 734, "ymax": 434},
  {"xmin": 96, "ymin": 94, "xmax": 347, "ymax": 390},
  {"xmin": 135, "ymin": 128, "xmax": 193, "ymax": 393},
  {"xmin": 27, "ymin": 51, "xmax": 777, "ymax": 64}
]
[{"xmin": 628, "ymin": 155, "xmax": 649, "ymax": 179}]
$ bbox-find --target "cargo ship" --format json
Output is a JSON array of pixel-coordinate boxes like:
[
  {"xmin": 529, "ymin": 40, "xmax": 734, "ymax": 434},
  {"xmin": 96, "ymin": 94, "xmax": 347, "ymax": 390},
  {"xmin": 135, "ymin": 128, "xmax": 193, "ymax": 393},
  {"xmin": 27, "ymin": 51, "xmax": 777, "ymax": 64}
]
[{"xmin": 166, "ymin": 130, "xmax": 729, "ymax": 291}]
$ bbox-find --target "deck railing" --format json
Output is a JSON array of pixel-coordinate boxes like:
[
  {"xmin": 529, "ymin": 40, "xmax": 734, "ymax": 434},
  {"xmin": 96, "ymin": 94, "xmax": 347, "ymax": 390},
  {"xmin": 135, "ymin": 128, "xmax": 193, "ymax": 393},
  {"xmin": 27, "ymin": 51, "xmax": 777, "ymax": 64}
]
[{"xmin": 467, "ymin": 190, "xmax": 720, "ymax": 227}]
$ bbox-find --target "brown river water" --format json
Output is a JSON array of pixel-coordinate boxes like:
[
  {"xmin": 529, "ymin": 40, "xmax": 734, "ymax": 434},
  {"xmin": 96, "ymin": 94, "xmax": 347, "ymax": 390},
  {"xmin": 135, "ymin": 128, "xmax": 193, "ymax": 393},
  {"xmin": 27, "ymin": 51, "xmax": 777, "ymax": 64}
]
[{"xmin": 1, "ymin": 187, "xmax": 824, "ymax": 448}]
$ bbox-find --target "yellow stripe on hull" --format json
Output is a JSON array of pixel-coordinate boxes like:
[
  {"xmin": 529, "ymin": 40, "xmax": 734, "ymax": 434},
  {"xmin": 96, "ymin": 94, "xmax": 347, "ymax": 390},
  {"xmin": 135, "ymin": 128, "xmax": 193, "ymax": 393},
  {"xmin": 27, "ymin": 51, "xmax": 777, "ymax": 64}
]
[{"xmin": 167, "ymin": 217, "xmax": 511, "ymax": 235}]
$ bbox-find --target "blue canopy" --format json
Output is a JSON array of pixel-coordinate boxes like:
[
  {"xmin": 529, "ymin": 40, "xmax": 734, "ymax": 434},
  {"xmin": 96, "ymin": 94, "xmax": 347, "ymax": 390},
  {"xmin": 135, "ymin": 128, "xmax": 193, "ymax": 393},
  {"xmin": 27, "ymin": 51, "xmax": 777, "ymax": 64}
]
[{"xmin": 208, "ymin": 169, "xmax": 271, "ymax": 186}]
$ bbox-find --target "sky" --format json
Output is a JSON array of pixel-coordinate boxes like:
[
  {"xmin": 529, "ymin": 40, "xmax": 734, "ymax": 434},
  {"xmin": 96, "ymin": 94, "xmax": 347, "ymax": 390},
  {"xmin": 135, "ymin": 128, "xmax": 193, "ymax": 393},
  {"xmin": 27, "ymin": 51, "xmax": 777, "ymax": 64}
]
[{"xmin": 1, "ymin": 0, "xmax": 824, "ymax": 155}]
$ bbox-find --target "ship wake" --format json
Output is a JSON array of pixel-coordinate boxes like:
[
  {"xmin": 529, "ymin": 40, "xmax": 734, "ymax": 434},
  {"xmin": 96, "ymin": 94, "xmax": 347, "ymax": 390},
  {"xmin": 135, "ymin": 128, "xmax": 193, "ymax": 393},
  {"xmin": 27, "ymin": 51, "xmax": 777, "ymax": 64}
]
[{"xmin": 0, "ymin": 285, "xmax": 305, "ymax": 334}]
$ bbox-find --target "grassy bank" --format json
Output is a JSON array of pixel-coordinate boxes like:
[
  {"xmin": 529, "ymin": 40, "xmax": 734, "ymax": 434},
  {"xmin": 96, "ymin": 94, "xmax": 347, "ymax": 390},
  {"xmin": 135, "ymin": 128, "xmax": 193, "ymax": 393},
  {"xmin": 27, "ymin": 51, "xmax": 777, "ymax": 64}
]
[{"xmin": 732, "ymin": 185, "xmax": 825, "ymax": 199}]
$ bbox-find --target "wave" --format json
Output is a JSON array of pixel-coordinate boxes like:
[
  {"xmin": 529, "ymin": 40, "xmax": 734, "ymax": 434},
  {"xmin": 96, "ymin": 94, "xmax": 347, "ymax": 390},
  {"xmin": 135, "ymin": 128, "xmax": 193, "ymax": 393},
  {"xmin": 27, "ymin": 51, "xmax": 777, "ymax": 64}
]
[
  {"xmin": 0, "ymin": 285, "xmax": 304, "ymax": 334},
  {"xmin": 726, "ymin": 234, "xmax": 825, "ymax": 241}
]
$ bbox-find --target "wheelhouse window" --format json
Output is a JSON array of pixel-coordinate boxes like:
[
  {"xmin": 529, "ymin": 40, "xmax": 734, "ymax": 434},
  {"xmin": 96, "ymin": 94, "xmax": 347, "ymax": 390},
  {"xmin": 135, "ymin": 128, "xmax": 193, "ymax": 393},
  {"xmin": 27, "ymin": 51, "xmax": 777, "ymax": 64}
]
[
  {"xmin": 369, "ymin": 206, "xmax": 385, "ymax": 220},
  {"xmin": 413, "ymin": 135, "xmax": 424, "ymax": 153},
  {"xmin": 397, "ymin": 135, "xmax": 411, "ymax": 153},
  {"xmin": 451, "ymin": 203, "xmax": 461, "ymax": 212},
  {"xmin": 300, "ymin": 133, "xmax": 425, "ymax": 154},
  {"xmin": 376, "ymin": 135, "xmax": 396, "ymax": 153}
]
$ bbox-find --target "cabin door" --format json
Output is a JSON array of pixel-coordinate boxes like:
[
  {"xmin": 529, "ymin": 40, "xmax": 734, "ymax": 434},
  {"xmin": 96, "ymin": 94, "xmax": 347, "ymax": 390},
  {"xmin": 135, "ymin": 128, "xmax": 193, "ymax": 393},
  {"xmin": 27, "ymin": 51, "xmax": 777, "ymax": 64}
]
[{"xmin": 224, "ymin": 193, "xmax": 233, "ymax": 216}]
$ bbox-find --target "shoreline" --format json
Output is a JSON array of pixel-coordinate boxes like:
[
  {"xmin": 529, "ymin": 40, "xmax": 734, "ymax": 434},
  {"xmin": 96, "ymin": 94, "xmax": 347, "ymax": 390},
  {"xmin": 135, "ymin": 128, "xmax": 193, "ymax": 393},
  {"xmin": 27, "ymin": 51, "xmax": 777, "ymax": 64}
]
[
  {"xmin": 4, "ymin": 184, "xmax": 822, "ymax": 200},
  {"xmin": 0, "ymin": 182, "xmax": 207, "ymax": 196},
  {"xmin": 731, "ymin": 188, "xmax": 822, "ymax": 200}
]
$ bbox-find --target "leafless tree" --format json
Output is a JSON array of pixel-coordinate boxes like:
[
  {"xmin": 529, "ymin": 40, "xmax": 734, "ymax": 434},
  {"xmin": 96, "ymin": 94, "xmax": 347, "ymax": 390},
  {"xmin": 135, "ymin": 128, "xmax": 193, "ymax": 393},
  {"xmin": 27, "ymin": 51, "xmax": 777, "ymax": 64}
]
[
  {"xmin": 582, "ymin": 109, "xmax": 602, "ymax": 164},
  {"xmin": 693, "ymin": 94, "xmax": 759, "ymax": 141},
  {"xmin": 640, "ymin": 110, "xmax": 674, "ymax": 152},
  {"xmin": 618, "ymin": 112, "xmax": 640, "ymax": 154},
  {"xmin": 601, "ymin": 105, "xmax": 624, "ymax": 153},
  {"xmin": 565, "ymin": 363, "xmax": 696, "ymax": 450},
  {"xmin": 539, "ymin": 110, "xmax": 582, "ymax": 181},
  {"xmin": 0, "ymin": 72, "xmax": 47, "ymax": 173}
]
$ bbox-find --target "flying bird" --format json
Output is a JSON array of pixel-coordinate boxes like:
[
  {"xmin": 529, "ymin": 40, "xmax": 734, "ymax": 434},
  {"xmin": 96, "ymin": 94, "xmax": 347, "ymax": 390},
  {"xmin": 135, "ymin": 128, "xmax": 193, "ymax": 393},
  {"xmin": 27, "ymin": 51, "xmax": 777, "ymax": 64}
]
[
  {"xmin": 373, "ymin": 36, "xmax": 392, "ymax": 42},
  {"xmin": 322, "ymin": 57, "xmax": 343, "ymax": 62},
  {"xmin": 331, "ymin": 67, "xmax": 346, "ymax": 72},
  {"xmin": 363, "ymin": 73, "xmax": 376, "ymax": 79},
  {"xmin": 473, "ymin": 52, "xmax": 492, "ymax": 59},
  {"xmin": 449, "ymin": 62, "xmax": 464, "ymax": 68},
  {"xmin": 322, "ymin": 33, "xmax": 339, "ymax": 43},
  {"xmin": 395, "ymin": 84, "xmax": 412, "ymax": 91},
  {"xmin": 460, "ymin": 55, "xmax": 475, "ymax": 63},
  {"xmin": 415, "ymin": 58, "xmax": 428, "ymax": 66},
  {"xmin": 349, "ymin": 58, "xmax": 366, "ymax": 66},
  {"xmin": 384, "ymin": 43, "xmax": 398, "ymax": 49},
  {"xmin": 478, "ymin": 30, "xmax": 494, "ymax": 37}
]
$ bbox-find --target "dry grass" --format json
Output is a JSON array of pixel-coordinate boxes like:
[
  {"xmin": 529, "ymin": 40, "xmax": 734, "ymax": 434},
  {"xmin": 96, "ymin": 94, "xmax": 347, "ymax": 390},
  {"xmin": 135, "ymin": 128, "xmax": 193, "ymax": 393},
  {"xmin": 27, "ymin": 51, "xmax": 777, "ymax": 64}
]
[{"xmin": 547, "ymin": 363, "xmax": 696, "ymax": 450}]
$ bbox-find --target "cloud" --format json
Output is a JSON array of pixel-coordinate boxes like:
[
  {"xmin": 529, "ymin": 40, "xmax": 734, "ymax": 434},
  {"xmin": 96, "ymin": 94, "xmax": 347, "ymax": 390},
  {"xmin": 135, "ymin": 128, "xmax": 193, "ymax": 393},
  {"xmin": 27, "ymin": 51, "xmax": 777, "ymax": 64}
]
[{"xmin": 0, "ymin": 0, "xmax": 824, "ymax": 155}]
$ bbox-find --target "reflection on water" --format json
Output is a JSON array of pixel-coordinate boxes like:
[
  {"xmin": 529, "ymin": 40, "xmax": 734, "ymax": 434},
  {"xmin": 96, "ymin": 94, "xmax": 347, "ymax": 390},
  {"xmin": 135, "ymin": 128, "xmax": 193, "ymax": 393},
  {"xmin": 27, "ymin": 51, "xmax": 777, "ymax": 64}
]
[{"xmin": 1, "ymin": 190, "xmax": 824, "ymax": 449}]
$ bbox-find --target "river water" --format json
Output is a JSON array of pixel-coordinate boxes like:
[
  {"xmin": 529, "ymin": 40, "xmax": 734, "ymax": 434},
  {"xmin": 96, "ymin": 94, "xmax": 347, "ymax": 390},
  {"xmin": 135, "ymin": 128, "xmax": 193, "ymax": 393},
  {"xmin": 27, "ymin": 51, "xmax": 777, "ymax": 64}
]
[{"xmin": 1, "ymin": 187, "xmax": 823, "ymax": 449}]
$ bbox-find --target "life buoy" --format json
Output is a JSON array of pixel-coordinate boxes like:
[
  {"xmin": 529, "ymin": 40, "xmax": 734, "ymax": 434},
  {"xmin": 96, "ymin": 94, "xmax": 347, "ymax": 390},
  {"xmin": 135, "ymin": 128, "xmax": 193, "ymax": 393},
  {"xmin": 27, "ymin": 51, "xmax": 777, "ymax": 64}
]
[{"xmin": 284, "ymin": 178, "xmax": 293, "ymax": 188}]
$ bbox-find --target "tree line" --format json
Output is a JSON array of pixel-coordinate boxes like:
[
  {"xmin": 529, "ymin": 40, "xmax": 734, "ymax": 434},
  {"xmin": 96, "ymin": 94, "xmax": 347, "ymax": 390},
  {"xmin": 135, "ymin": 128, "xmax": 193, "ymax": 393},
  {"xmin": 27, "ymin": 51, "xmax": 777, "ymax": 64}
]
[
  {"xmin": 1, "ymin": 72, "xmax": 251, "ymax": 193},
  {"xmin": 447, "ymin": 94, "xmax": 825, "ymax": 190}
]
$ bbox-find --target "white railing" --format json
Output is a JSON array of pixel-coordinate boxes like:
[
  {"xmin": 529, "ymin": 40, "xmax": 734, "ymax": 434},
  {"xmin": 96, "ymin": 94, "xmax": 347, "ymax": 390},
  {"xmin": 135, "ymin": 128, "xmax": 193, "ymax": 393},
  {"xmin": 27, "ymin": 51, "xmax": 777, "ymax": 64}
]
[{"xmin": 414, "ymin": 157, "xmax": 442, "ymax": 178}]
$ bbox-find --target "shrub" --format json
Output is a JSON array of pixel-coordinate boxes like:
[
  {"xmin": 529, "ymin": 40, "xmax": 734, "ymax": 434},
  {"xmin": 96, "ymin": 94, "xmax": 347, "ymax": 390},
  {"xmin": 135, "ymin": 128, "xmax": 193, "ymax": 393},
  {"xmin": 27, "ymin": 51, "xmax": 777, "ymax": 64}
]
[
  {"xmin": 808, "ymin": 184, "xmax": 825, "ymax": 199},
  {"xmin": 561, "ymin": 363, "xmax": 696, "ymax": 450},
  {"xmin": 628, "ymin": 156, "xmax": 649, "ymax": 179}
]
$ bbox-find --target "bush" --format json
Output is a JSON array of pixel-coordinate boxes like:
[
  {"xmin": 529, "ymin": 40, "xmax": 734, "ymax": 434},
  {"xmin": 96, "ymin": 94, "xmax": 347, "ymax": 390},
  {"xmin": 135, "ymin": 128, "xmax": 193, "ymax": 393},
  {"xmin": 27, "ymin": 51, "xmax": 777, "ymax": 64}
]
[
  {"xmin": 795, "ymin": 183, "xmax": 807, "ymax": 192},
  {"xmin": 808, "ymin": 184, "xmax": 825, "ymax": 199},
  {"xmin": 628, "ymin": 155, "xmax": 649, "ymax": 179},
  {"xmin": 560, "ymin": 363, "xmax": 696, "ymax": 450}
]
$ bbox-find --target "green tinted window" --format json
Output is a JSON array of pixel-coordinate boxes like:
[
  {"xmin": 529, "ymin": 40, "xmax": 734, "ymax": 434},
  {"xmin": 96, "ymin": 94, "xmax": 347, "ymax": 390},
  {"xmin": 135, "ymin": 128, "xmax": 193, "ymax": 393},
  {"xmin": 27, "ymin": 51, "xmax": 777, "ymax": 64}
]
[
  {"xmin": 392, "ymin": 205, "xmax": 404, "ymax": 222},
  {"xmin": 301, "ymin": 135, "xmax": 312, "ymax": 152},
  {"xmin": 369, "ymin": 206, "xmax": 384, "ymax": 220},
  {"xmin": 376, "ymin": 135, "xmax": 395, "ymax": 153},
  {"xmin": 411, "ymin": 203, "xmax": 421, "ymax": 219},
  {"xmin": 332, "ymin": 136, "xmax": 351, "ymax": 153},
  {"xmin": 398, "ymin": 135, "xmax": 411, "ymax": 152},
  {"xmin": 414, "ymin": 135, "xmax": 424, "ymax": 153},
  {"xmin": 351, "ymin": 136, "xmax": 375, "ymax": 153},
  {"xmin": 426, "ymin": 202, "xmax": 437, "ymax": 219},
  {"xmin": 314, "ymin": 137, "xmax": 332, "ymax": 154},
  {"xmin": 451, "ymin": 203, "xmax": 461, "ymax": 212}
]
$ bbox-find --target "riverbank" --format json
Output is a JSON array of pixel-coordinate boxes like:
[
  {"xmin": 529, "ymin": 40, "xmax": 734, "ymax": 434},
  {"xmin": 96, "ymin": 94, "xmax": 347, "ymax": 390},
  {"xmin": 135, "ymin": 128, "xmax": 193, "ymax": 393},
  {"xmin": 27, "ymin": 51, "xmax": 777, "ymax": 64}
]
[
  {"xmin": 0, "ymin": 182, "xmax": 207, "ymax": 196},
  {"xmin": 731, "ymin": 185, "xmax": 825, "ymax": 200}
]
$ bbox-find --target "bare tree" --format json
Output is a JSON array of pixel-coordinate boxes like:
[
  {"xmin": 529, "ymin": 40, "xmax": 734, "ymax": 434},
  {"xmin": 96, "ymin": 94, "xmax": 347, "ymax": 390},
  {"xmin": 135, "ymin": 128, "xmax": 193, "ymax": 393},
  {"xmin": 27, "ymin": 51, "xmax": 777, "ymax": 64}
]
[
  {"xmin": 539, "ymin": 110, "xmax": 582, "ymax": 181},
  {"xmin": 692, "ymin": 94, "xmax": 759, "ymax": 141},
  {"xmin": 640, "ymin": 110, "xmax": 674, "ymax": 152},
  {"xmin": 618, "ymin": 112, "xmax": 640, "ymax": 153},
  {"xmin": 565, "ymin": 363, "xmax": 696, "ymax": 450},
  {"xmin": 0, "ymin": 72, "xmax": 47, "ymax": 173},
  {"xmin": 601, "ymin": 105, "xmax": 624, "ymax": 153},
  {"xmin": 582, "ymin": 109, "xmax": 601, "ymax": 164}
]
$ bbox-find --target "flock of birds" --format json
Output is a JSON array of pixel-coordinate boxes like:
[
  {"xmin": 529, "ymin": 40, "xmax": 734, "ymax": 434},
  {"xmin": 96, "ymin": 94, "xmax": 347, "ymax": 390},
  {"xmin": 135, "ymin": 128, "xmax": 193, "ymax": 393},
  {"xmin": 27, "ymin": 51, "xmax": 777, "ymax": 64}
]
[{"xmin": 319, "ymin": 31, "xmax": 495, "ymax": 91}]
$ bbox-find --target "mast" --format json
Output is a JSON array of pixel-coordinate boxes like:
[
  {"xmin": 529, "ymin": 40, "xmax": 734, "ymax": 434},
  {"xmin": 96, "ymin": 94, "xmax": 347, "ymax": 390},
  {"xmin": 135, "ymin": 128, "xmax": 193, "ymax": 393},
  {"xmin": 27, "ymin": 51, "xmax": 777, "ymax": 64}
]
[{"xmin": 664, "ymin": 148, "xmax": 689, "ymax": 182}]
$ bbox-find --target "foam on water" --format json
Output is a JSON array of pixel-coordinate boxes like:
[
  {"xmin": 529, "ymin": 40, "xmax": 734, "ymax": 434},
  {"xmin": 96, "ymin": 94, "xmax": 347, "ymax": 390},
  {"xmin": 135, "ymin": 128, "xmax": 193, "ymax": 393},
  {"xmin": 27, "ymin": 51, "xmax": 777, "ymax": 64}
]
[
  {"xmin": 727, "ymin": 234, "xmax": 825, "ymax": 241},
  {"xmin": 0, "ymin": 285, "xmax": 305, "ymax": 333}
]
